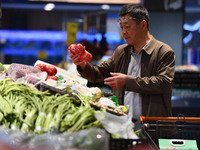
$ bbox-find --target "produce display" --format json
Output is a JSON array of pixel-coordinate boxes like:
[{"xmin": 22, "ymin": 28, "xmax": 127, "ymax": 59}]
[
  {"xmin": 0, "ymin": 62, "xmax": 128, "ymax": 133},
  {"xmin": 0, "ymin": 78, "xmax": 102, "ymax": 134},
  {"xmin": 41, "ymin": 79, "xmax": 128, "ymax": 116},
  {"xmin": 0, "ymin": 62, "xmax": 139, "ymax": 150},
  {"xmin": 34, "ymin": 62, "xmax": 128, "ymax": 115}
]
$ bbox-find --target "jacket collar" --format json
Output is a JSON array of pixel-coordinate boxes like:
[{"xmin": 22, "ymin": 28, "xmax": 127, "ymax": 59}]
[
  {"xmin": 125, "ymin": 35, "xmax": 155, "ymax": 55},
  {"xmin": 143, "ymin": 35, "xmax": 155, "ymax": 55}
]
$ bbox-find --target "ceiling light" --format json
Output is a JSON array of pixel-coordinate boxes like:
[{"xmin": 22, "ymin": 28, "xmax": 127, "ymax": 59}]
[
  {"xmin": 101, "ymin": 4, "xmax": 110, "ymax": 10},
  {"xmin": 44, "ymin": 3, "xmax": 55, "ymax": 11}
]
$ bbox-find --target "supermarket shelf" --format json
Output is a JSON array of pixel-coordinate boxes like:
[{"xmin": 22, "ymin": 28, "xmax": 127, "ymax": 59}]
[{"xmin": 172, "ymin": 96, "xmax": 200, "ymax": 108}]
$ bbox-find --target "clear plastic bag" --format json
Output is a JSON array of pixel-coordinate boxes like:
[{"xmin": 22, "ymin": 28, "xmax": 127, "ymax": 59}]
[
  {"xmin": 7, "ymin": 63, "xmax": 47, "ymax": 86},
  {"xmin": 95, "ymin": 111, "xmax": 139, "ymax": 139},
  {"xmin": 0, "ymin": 127, "xmax": 109, "ymax": 150}
]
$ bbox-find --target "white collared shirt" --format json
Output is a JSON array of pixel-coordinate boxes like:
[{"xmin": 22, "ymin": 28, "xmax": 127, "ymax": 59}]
[
  {"xmin": 124, "ymin": 49, "xmax": 143, "ymax": 130},
  {"xmin": 124, "ymin": 36, "xmax": 152, "ymax": 130}
]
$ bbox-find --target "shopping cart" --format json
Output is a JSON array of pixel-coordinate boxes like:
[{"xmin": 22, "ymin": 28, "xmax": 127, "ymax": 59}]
[{"xmin": 140, "ymin": 114, "xmax": 200, "ymax": 150}]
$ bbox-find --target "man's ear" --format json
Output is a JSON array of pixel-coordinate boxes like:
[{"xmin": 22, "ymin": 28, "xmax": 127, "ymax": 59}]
[{"xmin": 141, "ymin": 20, "xmax": 147, "ymax": 29}]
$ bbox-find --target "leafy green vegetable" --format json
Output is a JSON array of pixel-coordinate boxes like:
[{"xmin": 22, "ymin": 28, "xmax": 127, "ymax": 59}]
[
  {"xmin": 0, "ymin": 79, "xmax": 103, "ymax": 134},
  {"xmin": 108, "ymin": 95, "xmax": 118, "ymax": 105},
  {"xmin": 0, "ymin": 63, "xmax": 6, "ymax": 71}
]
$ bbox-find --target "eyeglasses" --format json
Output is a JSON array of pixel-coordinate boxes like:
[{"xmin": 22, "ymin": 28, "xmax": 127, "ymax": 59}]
[{"xmin": 117, "ymin": 17, "xmax": 138, "ymax": 23}]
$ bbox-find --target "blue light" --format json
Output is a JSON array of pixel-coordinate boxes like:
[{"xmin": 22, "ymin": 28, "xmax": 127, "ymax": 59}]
[
  {"xmin": 3, "ymin": 49, "xmax": 63, "ymax": 56},
  {"xmin": 104, "ymin": 32, "xmax": 121, "ymax": 43},
  {"xmin": 4, "ymin": 49, "xmax": 37, "ymax": 56},
  {"xmin": 183, "ymin": 32, "xmax": 193, "ymax": 44},
  {"xmin": 0, "ymin": 30, "xmax": 122, "ymax": 44},
  {"xmin": 183, "ymin": 20, "xmax": 200, "ymax": 32},
  {"xmin": 76, "ymin": 32, "xmax": 102, "ymax": 42},
  {"xmin": 0, "ymin": 30, "xmax": 67, "ymax": 42}
]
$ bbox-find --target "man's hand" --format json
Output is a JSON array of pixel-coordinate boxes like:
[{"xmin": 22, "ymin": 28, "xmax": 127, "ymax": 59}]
[
  {"xmin": 104, "ymin": 72, "xmax": 126, "ymax": 88},
  {"xmin": 69, "ymin": 53, "xmax": 86, "ymax": 69}
]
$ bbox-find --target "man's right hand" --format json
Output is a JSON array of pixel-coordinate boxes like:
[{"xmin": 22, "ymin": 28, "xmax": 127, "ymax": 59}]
[{"xmin": 69, "ymin": 53, "xmax": 86, "ymax": 70}]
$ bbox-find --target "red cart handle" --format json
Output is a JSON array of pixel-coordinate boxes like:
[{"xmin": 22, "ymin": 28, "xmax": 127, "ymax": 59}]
[{"xmin": 140, "ymin": 116, "xmax": 200, "ymax": 124}]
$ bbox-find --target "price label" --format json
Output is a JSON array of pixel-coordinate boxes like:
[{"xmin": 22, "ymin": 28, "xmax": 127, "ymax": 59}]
[
  {"xmin": 66, "ymin": 22, "xmax": 78, "ymax": 44},
  {"xmin": 37, "ymin": 51, "xmax": 47, "ymax": 60}
]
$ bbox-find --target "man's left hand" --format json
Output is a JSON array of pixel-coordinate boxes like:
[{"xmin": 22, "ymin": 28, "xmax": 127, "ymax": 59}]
[{"xmin": 104, "ymin": 72, "xmax": 126, "ymax": 88}]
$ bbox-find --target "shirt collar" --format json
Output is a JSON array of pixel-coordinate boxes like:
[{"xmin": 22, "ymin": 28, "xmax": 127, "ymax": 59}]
[
  {"xmin": 143, "ymin": 35, "xmax": 155, "ymax": 55},
  {"xmin": 131, "ymin": 47, "xmax": 143, "ymax": 56},
  {"xmin": 143, "ymin": 35, "xmax": 152, "ymax": 50},
  {"xmin": 131, "ymin": 35, "xmax": 152, "ymax": 55}
]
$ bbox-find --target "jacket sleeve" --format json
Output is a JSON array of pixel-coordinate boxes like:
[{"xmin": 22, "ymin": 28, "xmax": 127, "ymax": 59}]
[
  {"xmin": 78, "ymin": 62, "xmax": 110, "ymax": 83},
  {"xmin": 78, "ymin": 45, "xmax": 129, "ymax": 83},
  {"xmin": 125, "ymin": 47, "xmax": 176, "ymax": 94},
  {"xmin": 79, "ymin": 51, "xmax": 117, "ymax": 83}
]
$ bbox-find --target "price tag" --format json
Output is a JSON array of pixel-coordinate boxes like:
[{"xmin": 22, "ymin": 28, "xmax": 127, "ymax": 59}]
[
  {"xmin": 37, "ymin": 51, "xmax": 47, "ymax": 60},
  {"xmin": 66, "ymin": 22, "xmax": 78, "ymax": 44}
]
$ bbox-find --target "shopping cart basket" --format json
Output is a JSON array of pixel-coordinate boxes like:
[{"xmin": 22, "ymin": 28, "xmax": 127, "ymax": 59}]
[
  {"xmin": 140, "ymin": 114, "xmax": 200, "ymax": 149},
  {"xmin": 109, "ymin": 135, "xmax": 158, "ymax": 150}
]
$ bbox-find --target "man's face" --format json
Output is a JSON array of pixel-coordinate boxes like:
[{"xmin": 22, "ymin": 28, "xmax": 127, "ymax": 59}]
[{"xmin": 119, "ymin": 14, "xmax": 143, "ymax": 46}]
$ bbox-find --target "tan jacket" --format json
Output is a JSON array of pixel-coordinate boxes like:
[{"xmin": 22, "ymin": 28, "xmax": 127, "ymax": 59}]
[{"xmin": 80, "ymin": 36, "xmax": 175, "ymax": 117}]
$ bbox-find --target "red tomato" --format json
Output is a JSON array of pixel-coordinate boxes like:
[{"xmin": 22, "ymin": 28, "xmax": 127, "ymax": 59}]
[
  {"xmin": 68, "ymin": 44, "xmax": 76, "ymax": 54},
  {"xmin": 77, "ymin": 55, "xmax": 84, "ymax": 62},
  {"xmin": 45, "ymin": 74, "xmax": 49, "ymax": 80},
  {"xmin": 75, "ymin": 43, "xmax": 85, "ymax": 55},
  {"xmin": 47, "ymin": 75, "xmax": 58, "ymax": 81},
  {"xmin": 46, "ymin": 65, "xmax": 57, "ymax": 76},
  {"xmin": 35, "ymin": 63, "xmax": 47, "ymax": 72},
  {"xmin": 82, "ymin": 51, "xmax": 92, "ymax": 62}
]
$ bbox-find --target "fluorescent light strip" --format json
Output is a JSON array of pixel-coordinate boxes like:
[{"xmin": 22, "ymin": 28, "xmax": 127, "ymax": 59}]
[{"xmin": 29, "ymin": 0, "xmax": 141, "ymax": 4}]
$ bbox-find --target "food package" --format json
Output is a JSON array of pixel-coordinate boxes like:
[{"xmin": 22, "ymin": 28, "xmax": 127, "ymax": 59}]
[
  {"xmin": 34, "ymin": 60, "xmax": 88, "ymax": 85},
  {"xmin": 7, "ymin": 63, "xmax": 47, "ymax": 86}
]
